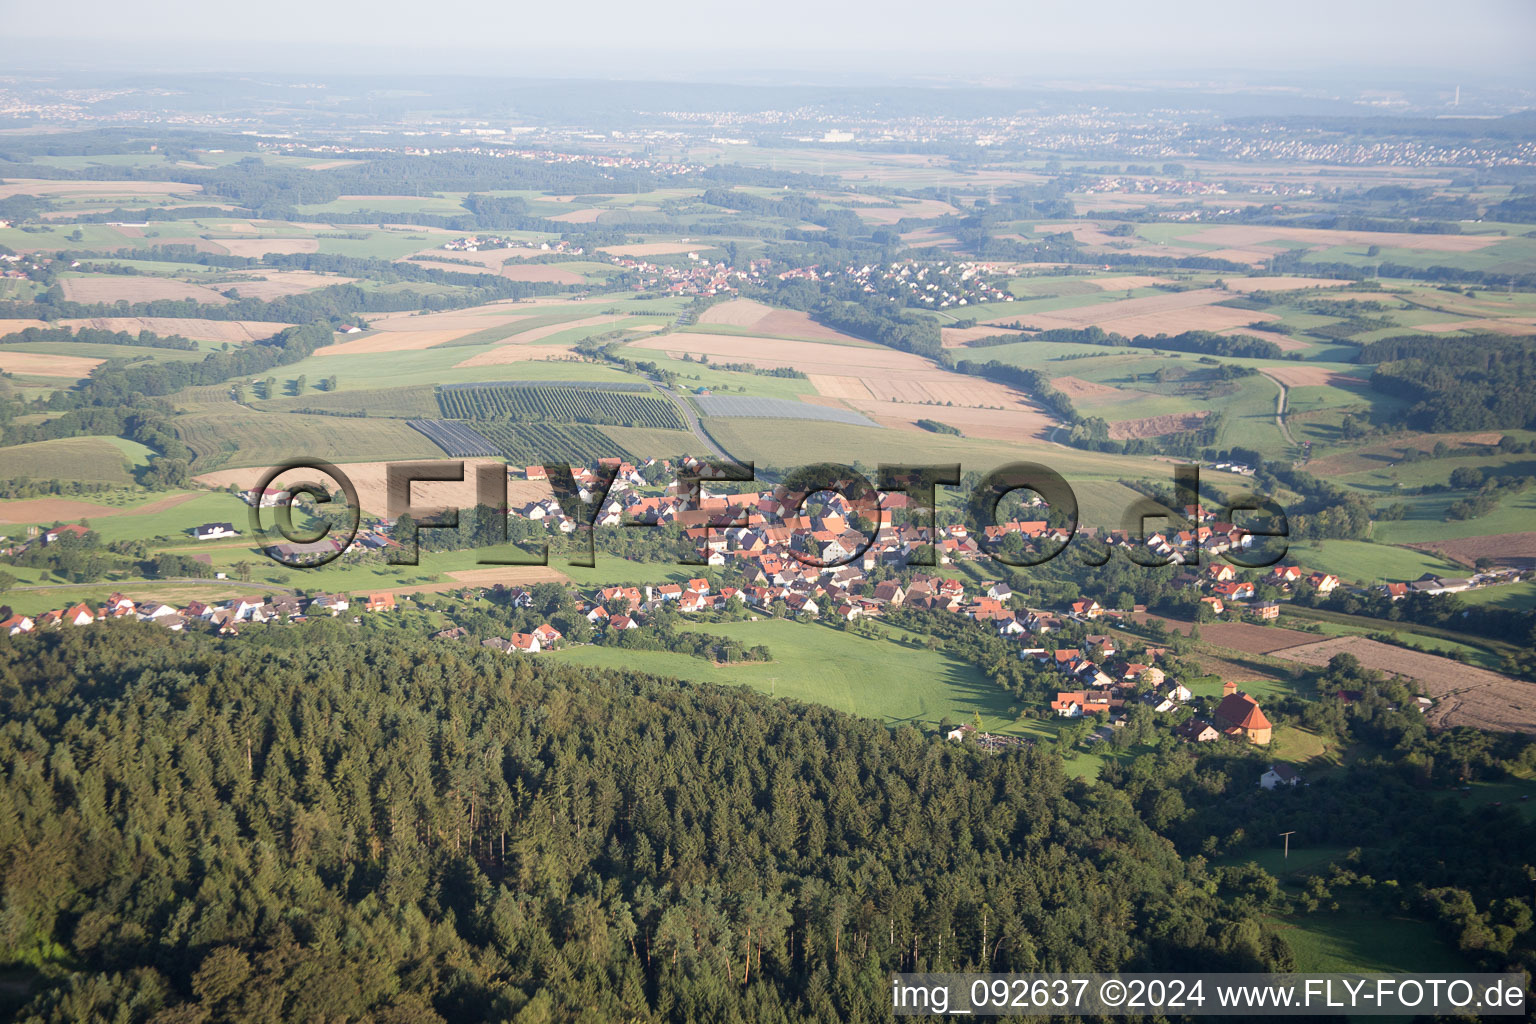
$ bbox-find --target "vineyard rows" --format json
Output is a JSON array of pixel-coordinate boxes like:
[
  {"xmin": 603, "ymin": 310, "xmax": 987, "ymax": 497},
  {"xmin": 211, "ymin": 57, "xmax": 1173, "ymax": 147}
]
[
  {"xmin": 407, "ymin": 420, "xmax": 500, "ymax": 457},
  {"xmin": 472, "ymin": 423, "xmax": 634, "ymax": 465},
  {"xmin": 435, "ymin": 384, "xmax": 684, "ymax": 429}
]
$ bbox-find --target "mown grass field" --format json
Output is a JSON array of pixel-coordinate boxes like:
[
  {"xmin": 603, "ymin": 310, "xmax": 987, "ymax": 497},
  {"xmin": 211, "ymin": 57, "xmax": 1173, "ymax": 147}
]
[
  {"xmin": 261, "ymin": 385, "xmax": 441, "ymax": 418},
  {"xmin": 1269, "ymin": 909, "xmax": 1471, "ymax": 973},
  {"xmin": 1283, "ymin": 539, "xmax": 1461, "ymax": 584},
  {"xmin": 0, "ymin": 436, "xmax": 153, "ymax": 486},
  {"xmin": 1457, "ymin": 579, "xmax": 1536, "ymax": 611},
  {"xmin": 174, "ymin": 410, "xmax": 443, "ymax": 471},
  {"xmin": 549, "ymin": 618, "xmax": 1022, "ymax": 733}
]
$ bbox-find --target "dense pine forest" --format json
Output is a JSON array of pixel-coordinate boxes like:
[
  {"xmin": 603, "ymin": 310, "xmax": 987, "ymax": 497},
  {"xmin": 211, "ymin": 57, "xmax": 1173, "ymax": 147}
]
[{"xmin": 0, "ymin": 624, "xmax": 1280, "ymax": 1022}]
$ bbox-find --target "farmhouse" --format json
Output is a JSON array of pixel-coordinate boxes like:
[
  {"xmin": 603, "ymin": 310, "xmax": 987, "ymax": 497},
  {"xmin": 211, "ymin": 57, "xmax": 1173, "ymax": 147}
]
[
  {"xmin": 1174, "ymin": 718, "xmax": 1219, "ymax": 743},
  {"xmin": 43, "ymin": 524, "xmax": 91, "ymax": 545},
  {"xmin": 1259, "ymin": 764, "xmax": 1301, "ymax": 790},
  {"xmin": 63, "ymin": 602, "xmax": 95, "ymax": 627},
  {"xmin": 193, "ymin": 522, "xmax": 239, "ymax": 540}
]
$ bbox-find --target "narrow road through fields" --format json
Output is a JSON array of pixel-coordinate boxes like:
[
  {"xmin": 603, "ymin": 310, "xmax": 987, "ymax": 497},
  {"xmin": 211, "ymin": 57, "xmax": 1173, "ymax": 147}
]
[
  {"xmin": 1261, "ymin": 371, "xmax": 1297, "ymax": 448},
  {"xmin": 655, "ymin": 384, "xmax": 732, "ymax": 462}
]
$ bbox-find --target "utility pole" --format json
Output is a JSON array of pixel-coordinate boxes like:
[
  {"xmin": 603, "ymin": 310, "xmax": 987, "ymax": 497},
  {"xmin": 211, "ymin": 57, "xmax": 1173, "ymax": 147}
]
[{"xmin": 1279, "ymin": 830, "xmax": 1297, "ymax": 860}]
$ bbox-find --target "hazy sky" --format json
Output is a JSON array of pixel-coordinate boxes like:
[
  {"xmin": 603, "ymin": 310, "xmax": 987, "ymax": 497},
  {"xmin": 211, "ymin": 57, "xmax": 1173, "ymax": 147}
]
[{"xmin": 3, "ymin": 0, "xmax": 1534, "ymax": 82}]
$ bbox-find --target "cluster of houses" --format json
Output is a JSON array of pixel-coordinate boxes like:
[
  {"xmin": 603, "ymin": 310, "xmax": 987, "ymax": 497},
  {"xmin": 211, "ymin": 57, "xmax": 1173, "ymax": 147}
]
[
  {"xmin": 776, "ymin": 258, "xmax": 1018, "ymax": 309},
  {"xmin": 439, "ymin": 621, "xmax": 566, "ymax": 655},
  {"xmin": 1170, "ymin": 681, "xmax": 1275, "ymax": 746},
  {"xmin": 1, "ymin": 590, "xmax": 398, "ymax": 637},
  {"xmin": 438, "ymin": 235, "xmax": 774, "ymax": 298}
]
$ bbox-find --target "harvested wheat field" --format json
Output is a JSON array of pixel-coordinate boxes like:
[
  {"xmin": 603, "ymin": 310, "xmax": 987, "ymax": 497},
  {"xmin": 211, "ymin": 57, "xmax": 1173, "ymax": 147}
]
[
  {"xmin": 860, "ymin": 376, "xmax": 1018, "ymax": 406},
  {"xmin": 363, "ymin": 306, "xmax": 538, "ymax": 333},
  {"xmin": 504, "ymin": 314, "xmax": 632, "ymax": 343},
  {"xmin": 806, "ymin": 375, "xmax": 875, "ymax": 400},
  {"xmin": 1410, "ymin": 532, "xmax": 1536, "ymax": 569},
  {"xmin": 0, "ymin": 352, "xmax": 104, "ymax": 378},
  {"xmin": 220, "ymin": 271, "xmax": 357, "ymax": 300},
  {"xmin": 398, "ymin": 246, "xmax": 520, "ymax": 272},
  {"xmin": 1269, "ymin": 635, "xmax": 1536, "ymax": 734},
  {"xmin": 1035, "ymin": 225, "xmax": 1172, "ymax": 260},
  {"xmin": 0, "ymin": 320, "xmax": 51, "ymax": 337},
  {"xmin": 1050, "ymin": 376, "xmax": 1123, "ymax": 400},
  {"xmin": 995, "ymin": 288, "xmax": 1222, "ymax": 328},
  {"xmin": 499, "ymin": 265, "xmax": 586, "ymax": 284},
  {"xmin": 897, "ymin": 229, "xmax": 961, "ymax": 249},
  {"xmin": 850, "ymin": 197, "xmax": 959, "ymax": 226},
  {"xmin": 1261, "ymin": 366, "xmax": 1367, "ymax": 388},
  {"xmin": 547, "ymin": 208, "xmax": 606, "ymax": 224},
  {"xmin": 1084, "ymin": 275, "xmax": 1170, "ymax": 291},
  {"xmin": 0, "ymin": 498, "xmax": 115, "ymax": 524},
  {"xmin": 0, "ymin": 179, "xmax": 201, "ymax": 200},
  {"xmin": 60, "ymin": 277, "xmax": 233, "ymax": 305},
  {"xmin": 941, "ymin": 325, "xmax": 1026, "ymax": 347},
  {"xmin": 1176, "ymin": 224, "xmax": 1503, "ymax": 253},
  {"xmin": 214, "ymin": 237, "xmax": 320, "ymax": 258},
  {"xmin": 318, "ymin": 329, "xmax": 485, "ymax": 356},
  {"xmin": 1199, "ymin": 247, "xmax": 1286, "ymax": 266},
  {"xmin": 598, "ymin": 242, "xmax": 705, "ymax": 257},
  {"xmin": 986, "ymin": 288, "xmax": 1280, "ymax": 337},
  {"xmin": 1224, "ymin": 277, "xmax": 1353, "ymax": 293},
  {"xmin": 698, "ymin": 299, "xmax": 873, "ymax": 344},
  {"xmin": 1107, "ymin": 411, "xmax": 1209, "ymax": 440},
  {"xmin": 452, "ymin": 344, "xmax": 584, "ymax": 368},
  {"xmin": 858, "ymin": 401, "xmax": 1054, "ymax": 441},
  {"xmin": 59, "ymin": 317, "xmax": 289, "ymax": 343},
  {"xmin": 1419, "ymin": 317, "xmax": 1536, "ymax": 337},
  {"xmin": 640, "ymin": 333, "xmax": 930, "ymax": 377},
  {"xmin": 195, "ymin": 460, "xmax": 556, "ymax": 518}
]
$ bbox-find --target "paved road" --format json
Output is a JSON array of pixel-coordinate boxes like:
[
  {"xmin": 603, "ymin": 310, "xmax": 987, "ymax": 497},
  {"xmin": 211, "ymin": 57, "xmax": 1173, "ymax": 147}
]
[{"xmin": 655, "ymin": 384, "xmax": 732, "ymax": 461}]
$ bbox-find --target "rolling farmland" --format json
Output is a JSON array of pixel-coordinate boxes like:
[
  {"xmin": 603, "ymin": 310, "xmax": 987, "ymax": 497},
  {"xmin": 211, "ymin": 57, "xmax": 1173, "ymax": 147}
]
[
  {"xmin": 692, "ymin": 394, "xmax": 879, "ymax": 427},
  {"xmin": 407, "ymin": 419, "xmax": 500, "ymax": 457},
  {"xmin": 472, "ymin": 422, "xmax": 639, "ymax": 464},
  {"xmin": 435, "ymin": 382, "xmax": 685, "ymax": 429}
]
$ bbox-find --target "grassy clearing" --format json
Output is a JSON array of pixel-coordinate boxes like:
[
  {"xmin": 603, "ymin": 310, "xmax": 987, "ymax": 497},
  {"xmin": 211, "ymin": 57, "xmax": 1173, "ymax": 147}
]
[
  {"xmin": 1456, "ymin": 580, "xmax": 1536, "ymax": 611},
  {"xmin": 1283, "ymin": 539, "xmax": 1461, "ymax": 584},
  {"xmin": 1268, "ymin": 909, "xmax": 1470, "ymax": 973},
  {"xmin": 549, "ymin": 618, "xmax": 1021, "ymax": 733}
]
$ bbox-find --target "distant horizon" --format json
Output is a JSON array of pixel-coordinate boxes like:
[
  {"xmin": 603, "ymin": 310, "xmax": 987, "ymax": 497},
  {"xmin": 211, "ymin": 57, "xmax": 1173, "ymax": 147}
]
[{"xmin": 2, "ymin": 0, "xmax": 1533, "ymax": 91}]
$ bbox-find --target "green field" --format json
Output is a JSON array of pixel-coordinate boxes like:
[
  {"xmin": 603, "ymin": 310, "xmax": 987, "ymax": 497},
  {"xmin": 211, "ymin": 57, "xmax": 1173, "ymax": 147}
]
[
  {"xmin": 437, "ymin": 383, "xmax": 686, "ymax": 429},
  {"xmin": 0, "ymin": 436, "xmax": 153, "ymax": 485},
  {"xmin": 1457, "ymin": 579, "xmax": 1536, "ymax": 611},
  {"xmin": 549, "ymin": 618, "xmax": 1023, "ymax": 733},
  {"xmin": 174, "ymin": 410, "xmax": 443, "ymax": 471},
  {"xmin": 261, "ymin": 385, "xmax": 441, "ymax": 418},
  {"xmin": 1284, "ymin": 539, "xmax": 1461, "ymax": 584},
  {"xmin": 1269, "ymin": 910, "xmax": 1470, "ymax": 973}
]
